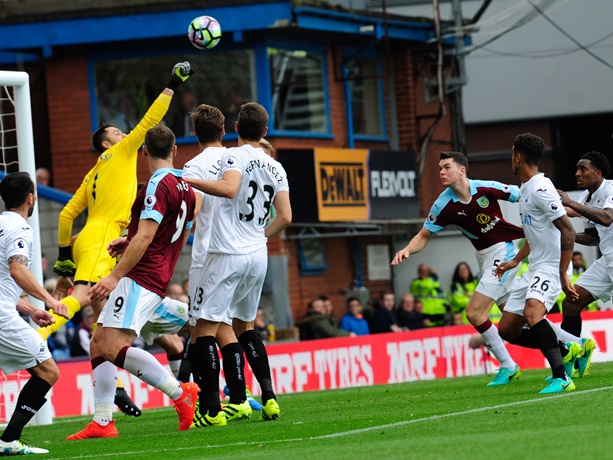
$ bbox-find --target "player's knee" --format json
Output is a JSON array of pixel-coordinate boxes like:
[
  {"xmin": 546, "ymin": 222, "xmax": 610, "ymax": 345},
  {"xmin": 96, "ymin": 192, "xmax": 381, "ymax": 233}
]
[{"xmin": 36, "ymin": 360, "xmax": 60, "ymax": 386}]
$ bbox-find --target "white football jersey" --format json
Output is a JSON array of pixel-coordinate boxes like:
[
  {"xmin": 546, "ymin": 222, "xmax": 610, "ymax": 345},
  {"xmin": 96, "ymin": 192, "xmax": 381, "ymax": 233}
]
[
  {"xmin": 0, "ymin": 211, "xmax": 33, "ymax": 320},
  {"xmin": 519, "ymin": 173, "xmax": 567, "ymax": 270},
  {"xmin": 578, "ymin": 179, "xmax": 613, "ymax": 263},
  {"xmin": 208, "ymin": 144, "xmax": 289, "ymax": 254},
  {"xmin": 182, "ymin": 146, "xmax": 226, "ymax": 268}
]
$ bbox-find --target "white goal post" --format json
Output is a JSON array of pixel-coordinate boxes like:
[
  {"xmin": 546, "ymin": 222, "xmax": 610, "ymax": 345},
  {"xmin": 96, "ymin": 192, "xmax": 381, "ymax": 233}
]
[{"xmin": 0, "ymin": 70, "xmax": 52, "ymax": 426}]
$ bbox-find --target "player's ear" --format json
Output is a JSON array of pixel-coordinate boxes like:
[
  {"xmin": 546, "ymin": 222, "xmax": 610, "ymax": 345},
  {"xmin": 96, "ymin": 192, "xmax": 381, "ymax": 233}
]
[
  {"xmin": 262, "ymin": 126, "xmax": 268, "ymax": 137},
  {"xmin": 172, "ymin": 145, "xmax": 178, "ymax": 158},
  {"xmin": 142, "ymin": 146, "xmax": 149, "ymax": 157}
]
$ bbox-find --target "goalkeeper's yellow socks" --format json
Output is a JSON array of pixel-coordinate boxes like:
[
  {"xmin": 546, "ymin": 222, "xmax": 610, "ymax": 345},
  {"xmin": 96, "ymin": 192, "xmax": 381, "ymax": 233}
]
[{"xmin": 37, "ymin": 295, "xmax": 82, "ymax": 339}]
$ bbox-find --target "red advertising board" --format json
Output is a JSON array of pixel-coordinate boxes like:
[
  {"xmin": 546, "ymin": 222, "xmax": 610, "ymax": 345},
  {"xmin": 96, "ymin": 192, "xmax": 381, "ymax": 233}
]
[{"xmin": 1, "ymin": 311, "xmax": 611, "ymax": 422}]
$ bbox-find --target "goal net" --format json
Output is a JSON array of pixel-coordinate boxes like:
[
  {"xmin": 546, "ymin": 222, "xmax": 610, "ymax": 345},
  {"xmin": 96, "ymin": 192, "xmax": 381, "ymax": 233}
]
[{"xmin": 0, "ymin": 70, "xmax": 52, "ymax": 426}]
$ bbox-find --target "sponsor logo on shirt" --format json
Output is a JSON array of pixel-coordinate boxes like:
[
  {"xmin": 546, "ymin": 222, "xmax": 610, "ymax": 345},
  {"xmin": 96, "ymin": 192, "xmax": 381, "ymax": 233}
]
[
  {"xmin": 481, "ymin": 216, "xmax": 500, "ymax": 233},
  {"xmin": 549, "ymin": 201, "xmax": 560, "ymax": 212},
  {"xmin": 477, "ymin": 196, "xmax": 489, "ymax": 208},
  {"xmin": 476, "ymin": 213, "xmax": 490, "ymax": 224},
  {"xmin": 15, "ymin": 239, "xmax": 26, "ymax": 249},
  {"xmin": 522, "ymin": 214, "xmax": 532, "ymax": 226},
  {"xmin": 225, "ymin": 156, "xmax": 237, "ymax": 167},
  {"xmin": 502, "ymin": 184, "xmax": 510, "ymax": 193},
  {"xmin": 427, "ymin": 213, "xmax": 437, "ymax": 223}
]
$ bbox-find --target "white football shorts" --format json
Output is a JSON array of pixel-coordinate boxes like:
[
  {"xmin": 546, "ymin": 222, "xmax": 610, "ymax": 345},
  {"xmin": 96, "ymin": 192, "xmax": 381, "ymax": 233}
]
[
  {"xmin": 574, "ymin": 257, "xmax": 613, "ymax": 303},
  {"xmin": 189, "ymin": 264, "xmax": 232, "ymax": 326},
  {"xmin": 140, "ymin": 297, "xmax": 189, "ymax": 345},
  {"xmin": 475, "ymin": 241, "xmax": 521, "ymax": 304},
  {"xmin": 100, "ymin": 277, "xmax": 163, "ymax": 336},
  {"xmin": 0, "ymin": 317, "xmax": 52, "ymax": 375},
  {"xmin": 192, "ymin": 246, "xmax": 267, "ymax": 323},
  {"xmin": 504, "ymin": 266, "xmax": 562, "ymax": 315}
]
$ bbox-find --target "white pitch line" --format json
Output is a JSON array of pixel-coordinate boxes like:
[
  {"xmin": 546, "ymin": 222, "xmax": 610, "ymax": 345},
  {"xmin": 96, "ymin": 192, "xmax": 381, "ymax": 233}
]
[{"xmin": 46, "ymin": 386, "xmax": 613, "ymax": 460}]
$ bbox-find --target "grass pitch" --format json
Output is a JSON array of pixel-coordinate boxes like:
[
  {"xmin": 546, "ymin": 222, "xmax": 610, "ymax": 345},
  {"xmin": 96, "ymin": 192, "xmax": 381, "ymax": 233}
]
[{"xmin": 28, "ymin": 361, "xmax": 613, "ymax": 459}]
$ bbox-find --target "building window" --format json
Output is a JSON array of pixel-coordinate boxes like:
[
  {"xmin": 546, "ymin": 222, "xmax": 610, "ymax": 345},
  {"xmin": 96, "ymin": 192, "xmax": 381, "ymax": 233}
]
[
  {"xmin": 92, "ymin": 49, "xmax": 256, "ymax": 139},
  {"xmin": 346, "ymin": 57, "xmax": 383, "ymax": 137},
  {"xmin": 269, "ymin": 48, "xmax": 328, "ymax": 133},
  {"xmin": 297, "ymin": 238, "xmax": 328, "ymax": 275}
]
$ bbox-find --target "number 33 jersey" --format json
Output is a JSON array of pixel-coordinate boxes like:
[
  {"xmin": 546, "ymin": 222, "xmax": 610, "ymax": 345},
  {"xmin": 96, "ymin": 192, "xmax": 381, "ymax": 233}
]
[
  {"xmin": 125, "ymin": 168, "xmax": 196, "ymax": 297},
  {"xmin": 208, "ymin": 144, "xmax": 289, "ymax": 254}
]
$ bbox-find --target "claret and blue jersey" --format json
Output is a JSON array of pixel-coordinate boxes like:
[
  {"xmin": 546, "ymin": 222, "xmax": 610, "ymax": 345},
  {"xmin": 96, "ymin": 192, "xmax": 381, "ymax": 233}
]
[{"xmin": 424, "ymin": 179, "xmax": 524, "ymax": 251}]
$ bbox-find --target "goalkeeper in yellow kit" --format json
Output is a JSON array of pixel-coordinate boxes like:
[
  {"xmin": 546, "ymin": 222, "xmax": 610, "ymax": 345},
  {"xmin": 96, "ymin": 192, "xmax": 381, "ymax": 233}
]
[{"xmin": 38, "ymin": 61, "xmax": 194, "ymax": 414}]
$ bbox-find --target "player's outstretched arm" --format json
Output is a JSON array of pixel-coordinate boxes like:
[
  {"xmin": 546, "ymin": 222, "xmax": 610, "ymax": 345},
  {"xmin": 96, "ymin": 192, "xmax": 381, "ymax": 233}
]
[
  {"xmin": 265, "ymin": 191, "xmax": 292, "ymax": 240},
  {"xmin": 391, "ymin": 227, "xmax": 433, "ymax": 266}
]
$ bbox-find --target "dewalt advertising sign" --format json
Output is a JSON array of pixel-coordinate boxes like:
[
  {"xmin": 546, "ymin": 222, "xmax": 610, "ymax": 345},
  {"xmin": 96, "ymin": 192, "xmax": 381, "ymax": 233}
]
[{"xmin": 314, "ymin": 148, "xmax": 369, "ymax": 221}]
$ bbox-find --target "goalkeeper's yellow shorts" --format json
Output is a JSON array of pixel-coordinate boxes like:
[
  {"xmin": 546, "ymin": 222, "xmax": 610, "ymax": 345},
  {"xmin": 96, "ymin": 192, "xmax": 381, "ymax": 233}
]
[{"xmin": 73, "ymin": 219, "xmax": 121, "ymax": 284}]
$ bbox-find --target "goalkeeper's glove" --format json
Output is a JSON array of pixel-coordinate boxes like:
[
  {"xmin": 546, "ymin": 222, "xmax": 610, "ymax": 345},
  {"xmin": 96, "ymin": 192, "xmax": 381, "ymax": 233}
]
[
  {"xmin": 167, "ymin": 61, "xmax": 195, "ymax": 91},
  {"xmin": 53, "ymin": 246, "xmax": 76, "ymax": 277}
]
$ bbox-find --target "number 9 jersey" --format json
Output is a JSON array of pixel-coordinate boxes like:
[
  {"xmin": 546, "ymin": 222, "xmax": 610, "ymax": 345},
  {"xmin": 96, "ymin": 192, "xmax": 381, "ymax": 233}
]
[
  {"xmin": 124, "ymin": 168, "xmax": 196, "ymax": 297},
  {"xmin": 208, "ymin": 144, "xmax": 289, "ymax": 255}
]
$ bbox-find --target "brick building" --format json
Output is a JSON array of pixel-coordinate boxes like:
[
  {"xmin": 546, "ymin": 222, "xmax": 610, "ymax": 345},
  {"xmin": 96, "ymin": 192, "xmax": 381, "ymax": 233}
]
[{"xmin": 0, "ymin": 0, "xmax": 466, "ymax": 327}]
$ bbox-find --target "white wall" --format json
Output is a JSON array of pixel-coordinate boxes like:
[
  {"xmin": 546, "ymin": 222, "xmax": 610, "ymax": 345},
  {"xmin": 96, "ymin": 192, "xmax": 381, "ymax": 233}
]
[{"xmin": 386, "ymin": 0, "xmax": 613, "ymax": 123}]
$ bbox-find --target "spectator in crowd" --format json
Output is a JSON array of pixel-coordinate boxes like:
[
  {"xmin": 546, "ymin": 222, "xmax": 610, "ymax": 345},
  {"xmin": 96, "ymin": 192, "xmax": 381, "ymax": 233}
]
[
  {"xmin": 371, "ymin": 291, "xmax": 404, "ymax": 333},
  {"xmin": 450, "ymin": 262, "xmax": 478, "ymax": 325},
  {"xmin": 396, "ymin": 293, "xmax": 425, "ymax": 330},
  {"xmin": 181, "ymin": 278, "xmax": 189, "ymax": 297},
  {"xmin": 254, "ymin": 307, "xmax": 269, "ymax": 341},
  {"xmin": 410, "ymin": 264, "xmax": 449, "ymax": 327},
  {"xmin": 320, "ymin": 295, "xmax": 334, "ymax": 316},
  {"xmin": 70, "ymin": 306, "xmax": 96, "ymax": 357},
  {"xmin": 339, "ymin": 297, "xmax": 370, "ymax": 336},
  {"xmin": 298, "ymin": 298, "xmax": 355, "ymax": 340},
  {"xmin": 167, "ymin": 282, "xmax": 188, "ymax": 303},
  {"xmin": 36, "ymin": 167, "xmax": 50, "ymax": 186}
]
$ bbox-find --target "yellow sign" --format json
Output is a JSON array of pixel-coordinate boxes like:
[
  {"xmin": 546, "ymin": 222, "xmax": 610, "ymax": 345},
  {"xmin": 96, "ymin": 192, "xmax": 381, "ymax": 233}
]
[{"xmin": 314, "ymin": 148, "xmax": 369, "ymax": 221}]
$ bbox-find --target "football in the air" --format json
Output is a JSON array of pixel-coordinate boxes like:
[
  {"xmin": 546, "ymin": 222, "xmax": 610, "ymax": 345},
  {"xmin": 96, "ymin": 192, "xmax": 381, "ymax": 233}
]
[{"xmin": 187, "ymin": 15, "xmax": 222, "ymax": 50}]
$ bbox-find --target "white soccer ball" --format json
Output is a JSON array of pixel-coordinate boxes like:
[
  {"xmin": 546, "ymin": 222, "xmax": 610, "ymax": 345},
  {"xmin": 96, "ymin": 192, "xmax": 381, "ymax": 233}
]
[{"xmin": 187, "ymin": 16, "xmax": 222, "ymax": 50}]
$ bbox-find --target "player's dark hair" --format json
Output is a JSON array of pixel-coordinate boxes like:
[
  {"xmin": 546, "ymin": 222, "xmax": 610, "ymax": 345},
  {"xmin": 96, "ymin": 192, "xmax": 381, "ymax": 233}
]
[
  {"xmin": 145, "ymin": 125, "xmax": 175, "ymax": 159},
  {"xmin": 440, "ymin": 151, "xmax": 468, "ymax": 172},
  {"xmin": 191, "ymin": 104, "xmax": 225, "ymax": 144},
  {"xmin": 92, "ymin": 122, "xmax": 117, "ymax": 154},
  {"xmin": 0, "ymin": 171, "xmax": 34, "ymax": 209},
  {"xmin": 236, "ymin": 102, "xmax": 268, "ymax": 141},
  {"xmin": 513, "ymin": 133, "xmax": 545, "ymax": 165},
  {"xmin": 581, "ymin": 151, "xmax": 610, "ymax": 178}
]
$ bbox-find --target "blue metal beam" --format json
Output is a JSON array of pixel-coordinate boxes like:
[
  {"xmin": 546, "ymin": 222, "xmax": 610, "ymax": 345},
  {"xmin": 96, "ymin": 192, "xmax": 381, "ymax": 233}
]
[
  {"xmin": 293, "ymin": 6, "xmax": 436, "ymax": 43},
  {"xmin": 0, "ymin": 2, "xmax": 293, "ymax": 51}
]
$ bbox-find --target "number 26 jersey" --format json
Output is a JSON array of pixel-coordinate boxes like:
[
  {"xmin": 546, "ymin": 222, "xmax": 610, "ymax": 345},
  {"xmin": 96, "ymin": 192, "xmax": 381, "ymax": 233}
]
[{"xmin": 208, "ymin": 144, "xmax": 289, "ymax": 255}]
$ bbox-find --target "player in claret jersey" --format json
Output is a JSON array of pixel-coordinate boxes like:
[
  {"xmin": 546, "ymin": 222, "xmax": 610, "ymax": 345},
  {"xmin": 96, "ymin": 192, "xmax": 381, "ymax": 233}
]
[
  {"xmin": 67, "ymin": 125, "xmax": 198, "ymax": 440},
  {"xmin": 392, "ymin": 151, "xmax": 526, "ymax": 387}
]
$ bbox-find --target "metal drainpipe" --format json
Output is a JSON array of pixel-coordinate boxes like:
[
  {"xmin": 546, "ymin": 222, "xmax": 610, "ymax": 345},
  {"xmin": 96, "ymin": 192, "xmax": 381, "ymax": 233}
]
[{"xmin": 342, "ymin": 64, "xmax": 355, "ymax": 149}]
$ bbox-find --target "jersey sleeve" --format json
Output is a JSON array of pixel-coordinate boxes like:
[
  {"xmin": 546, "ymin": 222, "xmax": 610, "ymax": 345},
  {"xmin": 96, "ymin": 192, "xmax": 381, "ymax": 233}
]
[
  {"xmin": 6, "ymin": 225, "xmax": 32, "ymax": 261},
  {"xmin": 423, "ymin": 200, "xmax": 445, "ymax": 233},
  {"xmin": 182, "ymin": 162, "xmax": 206, "ymax": 197},
  {"xmin": 534, "ymin": 185, "xmax": 566, "ymax": 222},
  {"xmin": 140, "ymin": 178, "xmax": 170, "ymax": 224},
  {"xmin": 276, "ymin": 162, "xmax": 290, "ymax": 193},
  {"xmin": 220, "ymin": 149, "xmax": 244, "ymax": 175},
  {"xmin": 58, "ymin": 172, "xmax": 91, "ymax": 246}
]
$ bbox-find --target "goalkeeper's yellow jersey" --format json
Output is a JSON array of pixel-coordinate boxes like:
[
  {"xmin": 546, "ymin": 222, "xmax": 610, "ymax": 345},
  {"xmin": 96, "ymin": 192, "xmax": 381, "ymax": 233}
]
[{"xmin": 58, "ymin": 93, "xmax": 172, "ymax": 246}]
